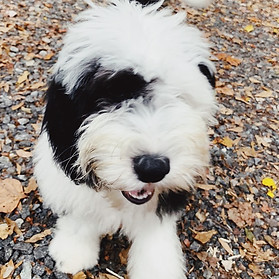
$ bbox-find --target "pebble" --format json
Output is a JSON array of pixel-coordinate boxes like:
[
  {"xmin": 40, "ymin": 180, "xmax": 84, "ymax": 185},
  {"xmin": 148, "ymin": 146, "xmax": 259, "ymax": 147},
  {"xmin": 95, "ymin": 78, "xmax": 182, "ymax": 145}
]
[
  {"xmin": 190, "ymin": 241, "xmax": 202, "ymax": 252},
  {"xmin": 20, "ymin": 261, "xmax": 32, "ymax": 279},
  {"xmin": 34, "ymin": 246, "xmax": 48, "ymax": 260},
  {"xmin": 10, "ymin": 46, "xmax": 19, "ymax": 52},
  {"xmin": 33, "ymin": 262, "xmax": 46, "ymax": 276},
  {"xmin": 203, "ymin": 269, "xmax": 213, "ymax": 279},
  {"xmin": 13, "ymin": 242, "xmax": 33, "ymax": 254}
]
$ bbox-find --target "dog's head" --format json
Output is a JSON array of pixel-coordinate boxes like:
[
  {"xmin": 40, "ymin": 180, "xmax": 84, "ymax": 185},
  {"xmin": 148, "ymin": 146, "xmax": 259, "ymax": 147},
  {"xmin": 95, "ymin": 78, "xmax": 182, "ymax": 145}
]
[{"xmin": 43, "ymin": 0, "xmax": 216, "ymax": 212}]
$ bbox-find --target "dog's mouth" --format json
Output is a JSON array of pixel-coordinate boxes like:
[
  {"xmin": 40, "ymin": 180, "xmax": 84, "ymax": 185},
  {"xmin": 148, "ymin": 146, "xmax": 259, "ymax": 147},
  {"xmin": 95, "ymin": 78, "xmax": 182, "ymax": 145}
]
[{"xmin": 122, "ymin": 184, "xmax": 155, "ymax": 205}]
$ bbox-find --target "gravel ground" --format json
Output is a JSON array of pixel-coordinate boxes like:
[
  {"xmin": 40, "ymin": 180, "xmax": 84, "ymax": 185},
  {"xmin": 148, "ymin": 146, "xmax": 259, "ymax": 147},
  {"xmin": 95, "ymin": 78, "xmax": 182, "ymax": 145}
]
[{"xmin": 0, "ymin": 0, "xmax": 279, "ymax": 278}]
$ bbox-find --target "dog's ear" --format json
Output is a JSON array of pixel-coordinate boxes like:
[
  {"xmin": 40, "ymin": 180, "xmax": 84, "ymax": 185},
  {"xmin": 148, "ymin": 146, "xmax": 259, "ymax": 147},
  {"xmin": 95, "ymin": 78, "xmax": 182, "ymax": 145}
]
[{"xmin": 198, "ymin": 63, "xmax": 216, "ymax": 88}]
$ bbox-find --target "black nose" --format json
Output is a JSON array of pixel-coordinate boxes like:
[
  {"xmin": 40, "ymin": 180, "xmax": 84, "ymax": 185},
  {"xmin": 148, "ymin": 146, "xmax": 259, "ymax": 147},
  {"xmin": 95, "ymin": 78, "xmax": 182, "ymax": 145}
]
[{"xmin": 133, "ymin": 154, "xmax": 170, "ymax": 183}]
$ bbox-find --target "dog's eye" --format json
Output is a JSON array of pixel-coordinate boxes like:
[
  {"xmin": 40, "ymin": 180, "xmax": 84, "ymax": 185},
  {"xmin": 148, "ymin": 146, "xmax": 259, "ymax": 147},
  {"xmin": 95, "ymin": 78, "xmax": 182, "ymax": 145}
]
[
  {"xmin": 101, "ymin": 70, "xmax": 148, "ymax": 104},
  {"xmin": 75, "ymin": 68, "xmax": 149, "ymax": 110},
  {"xmin": 198, "ymin": 63, "xmax": 215, "ymax": 88}
]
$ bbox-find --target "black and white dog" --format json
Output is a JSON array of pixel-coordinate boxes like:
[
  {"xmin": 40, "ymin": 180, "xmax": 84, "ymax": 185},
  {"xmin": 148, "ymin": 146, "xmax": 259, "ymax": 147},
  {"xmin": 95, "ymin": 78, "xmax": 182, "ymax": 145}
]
[{"xmin": 34, "ymin": 0, "xmax": 216, "ymax": 277}]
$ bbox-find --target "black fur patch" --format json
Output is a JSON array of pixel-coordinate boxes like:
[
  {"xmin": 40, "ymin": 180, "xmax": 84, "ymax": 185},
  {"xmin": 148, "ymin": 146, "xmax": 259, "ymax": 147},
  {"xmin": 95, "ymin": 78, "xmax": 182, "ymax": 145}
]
[
  {"xmin": 198, "ymin": 63, "xmax": 216, "ymax": 88},
  {"xmin": 156, "ymin": 190, "xmax": 191, "ymax": 217},
  {"xmin": 42, "ymin": 63, "xmax": 148, "ymax": 185}
]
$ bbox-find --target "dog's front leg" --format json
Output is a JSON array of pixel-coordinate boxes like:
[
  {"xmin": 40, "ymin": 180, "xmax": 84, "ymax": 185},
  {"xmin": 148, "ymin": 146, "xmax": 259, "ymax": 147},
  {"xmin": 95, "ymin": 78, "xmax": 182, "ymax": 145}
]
[
  {"xmin": 127, "ymin": 215, "xmax": 186, "ymax": 279},
  {"xmin": 49, "ymin": 214, "xmax": 101, "ymax": 274}
]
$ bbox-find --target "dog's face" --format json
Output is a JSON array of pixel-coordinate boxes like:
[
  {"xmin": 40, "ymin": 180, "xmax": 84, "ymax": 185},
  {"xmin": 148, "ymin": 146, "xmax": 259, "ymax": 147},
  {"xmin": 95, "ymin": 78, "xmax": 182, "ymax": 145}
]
[{"xmin": 43, "ymin": 2, "xmax": 216, "ymax": 209}]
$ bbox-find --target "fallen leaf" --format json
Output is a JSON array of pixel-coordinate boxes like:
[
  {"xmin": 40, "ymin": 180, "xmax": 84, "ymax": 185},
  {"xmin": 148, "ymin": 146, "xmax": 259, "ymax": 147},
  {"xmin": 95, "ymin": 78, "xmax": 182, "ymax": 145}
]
[
  {"xmin": 25, "ymin": 229, "xmax": 52, "ymax": 243},
  {"xmin": 0, "ymin": 218, "xmax": 21, "ymax": 240},
  {"xmin": 73, "ymin": 271, "xmax": 87, "ymax": 279},
  {"xmin": 226, "ymin": 56, "xmax": 242, "ymax": 66},
  {"xmin": 244, "ymin": 24, "xmax": 254, "ymax": 32},
  {"xmin": 218, "ymin": 238, "xmax": 234, "ymax": 255},
  {"xmin": 192, "ymin": 229, "xmax": 217, "ymax": 244},
  {"xmin": 16, "ymin": 149, "xmax": 32, "ymax": 158},
  {"xmin": 0, "ymin": 223, "xmax": 10, "ymax": 240},
  {"xmin": 262, "ymin": 177, "xmax": 276, "ymax": 190},
  {"xmin": 196, "ymin": 184, "xmax": 217, "ymax": 191},
  {"xmin": 17, "ymin": 71, "xmax": 29, "ymax": 84},
  {"xmin": 227, "ymin": 202, "xmax": 254, "ymax": 228},
  {"xmin": 255, "ymin": 90, "xmax": 273, "ymax": 98},
  {"xmin": 0, "ymin": 259, "xmax": 14, "ymax": 279},
  {"xmin": 219, "ymin": 136, "xmax": 234, "ymax": 148},
  {"xmin": 44, "ymin": 52, "xmax": 55, "ymax": 60},
  {"xmin": 30, "ymin": 82, "xmax": 46, "ymax": 90},
  {"xmin": 216, "ymin": 86, "xmax": 234, "ymax": 96},
  {"xmin": 245, "ymin": 228, "xmax": 255, "ymax": 242},
  {"xmin": 24, "ymin": 177, "xmax": 38, "ymax": 194},
  {"xmin": 0, "ymin": 179, "xmax": 26, "ymax": 213},
  {"xmin": 264, "ymin": 235, "xmax": 279, "ymax": 249},
  {"xmin": 11, "ymin": 101, "xmax": 24, "ymax": 111}
]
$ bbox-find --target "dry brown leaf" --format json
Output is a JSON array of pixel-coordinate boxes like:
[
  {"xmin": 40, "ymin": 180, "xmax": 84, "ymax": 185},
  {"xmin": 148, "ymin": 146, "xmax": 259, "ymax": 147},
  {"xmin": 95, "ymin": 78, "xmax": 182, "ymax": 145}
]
[
  {"xmin": 216, "ymin": 86, "xmax": 234, "ymax": 96},
  {"xmin": 99, "ymin": 273, "xmax": 121, "ymax": 279},
  {"xmin": 11, "ymin": 101, "xmax": 24, "ymax": 111},
  {"xmin": 16, "ymin": 149, "xmax": 32, "ymax": 158},
  {"xmin": 30, "ymin": 81, "xmax": 46, "ymax": 90},
  {"xmin": 227, "ymin": 202, "xmax": 254, "ymax": 228},
  {"xmin": 73, "ymin": 271, "xmax": 87, "ymax": 279},
  {"xmin": 264, "ymin": 235, "xmax": 279, "ymax": 249},
  {"xmin": 218, "ymin": 238, "xmax": 234, "ymax": 255},
  {"xmin": 192, "ymin": 229, "xmax": 217, "ymax": 244},
  {"xmin": 24, "ymin": 177, "xmax": 38, "ymax": 194},
  {"xmin": 226, "ymin": 56, "xmax": 242, "ymax": 66},
  {"xmin": 0, "ymin": 223, "xmax": 10, "ymax": 240},
  {"xmin": 25, "ymin": 229, "xmax": 52, "ymax": 243},
  {"xmin": 17, "ymin": 71, "xmax": 29, "ymax": 84},
  {"xmin": 0, "ymin": 259, "xmax": 15, "ymax": 279},
  {"xmin": 0, "ymin": 179, "xmax": 26, "ymax": 213},
  {"xmin": 195, "ymin": 209, "xmax": 207, "ymax": 223},
  {"xmin": 255, "ymin": 90, "xmax": 273, "ymax": 98},
  {"xmin": 0, "ymin": 218, "xmax": 22, "ymax": 240},
  {"xmin": 196, "ymin": 184, "xmax": 217, "ymax": 191}
]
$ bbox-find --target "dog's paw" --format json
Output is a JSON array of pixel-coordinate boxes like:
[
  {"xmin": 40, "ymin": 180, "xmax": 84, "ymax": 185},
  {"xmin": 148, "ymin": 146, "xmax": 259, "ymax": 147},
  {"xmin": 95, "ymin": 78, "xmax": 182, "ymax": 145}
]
[{"xmin": 49, "ymin": 233, "xmax": 99, "ymax": 274}]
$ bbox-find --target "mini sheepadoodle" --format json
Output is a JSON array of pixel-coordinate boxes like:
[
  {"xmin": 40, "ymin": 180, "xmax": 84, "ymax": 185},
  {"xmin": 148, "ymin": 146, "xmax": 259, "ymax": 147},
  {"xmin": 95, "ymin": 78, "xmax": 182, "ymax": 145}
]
[{"xmin": 34, "ymin": 0, "xmax": 216, "ymax": 277}]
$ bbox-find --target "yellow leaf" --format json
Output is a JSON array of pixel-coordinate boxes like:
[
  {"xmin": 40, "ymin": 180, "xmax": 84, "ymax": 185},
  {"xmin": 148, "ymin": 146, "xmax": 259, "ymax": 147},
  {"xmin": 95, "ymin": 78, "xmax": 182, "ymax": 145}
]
[
  {"xmin": 244, "ymin": 25, "xmax": 254, "ymax": 32},
  {"xmin": 220, "ymin": 136, "xmax": 234, "ymax": 148},
  {"xmin": 262, "ymin": 177, "xmax": 276, "ymax": 188},
  {"xmin": 267, "ymin": 190, "xmax": 275, "ymax": 199},
  {"xmin": 17, "ymin": 71, "xmax": 29, "ymax": 84}
]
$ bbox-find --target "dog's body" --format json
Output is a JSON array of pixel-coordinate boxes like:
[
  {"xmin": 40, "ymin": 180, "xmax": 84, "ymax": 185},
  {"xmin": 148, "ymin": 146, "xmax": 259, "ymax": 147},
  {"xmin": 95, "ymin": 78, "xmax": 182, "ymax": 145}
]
[{"xmin": 34, "ymin": 0, "xmax": 216, "ymax": 277}]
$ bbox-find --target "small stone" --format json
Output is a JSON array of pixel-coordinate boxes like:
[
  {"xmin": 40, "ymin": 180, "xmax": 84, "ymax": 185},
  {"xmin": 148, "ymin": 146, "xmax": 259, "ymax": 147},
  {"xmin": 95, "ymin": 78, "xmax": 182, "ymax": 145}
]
[
  {"xmin": 13, "ymin": 242, "xmax": 33, "ymax": 254},
  {"xmin": 10, "ymin": 46, "xmax": 19, "ymax": 52},
  {"xmin": 39, "ymin": 50, "xmax": 47, "ymax": 57},
  {"xmin": 18, "ymin": 118, "xmax": 29, "ymax": 125},
  {"xmin": 203, "ymin": 269, "xmax": 213, "ymax": 279},
  {"xmin": 34, "ymin": 246, "xmax": 48, "ymax": 260},
  {"xmin": 20, "ymin": 261, "xmax": 32, "ymax": 279},
  {"xmin": 32, "ymin": 263, "xmax": 45, "ymax": 276},
  {"xmin": 190, "ymin": 241, "xmax": 202, "ymax": 252}
]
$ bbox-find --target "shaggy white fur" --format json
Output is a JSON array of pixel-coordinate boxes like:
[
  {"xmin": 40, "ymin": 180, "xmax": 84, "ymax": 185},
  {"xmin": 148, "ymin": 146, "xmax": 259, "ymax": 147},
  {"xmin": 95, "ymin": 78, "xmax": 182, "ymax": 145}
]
[{"xmin": 34, "ymin": 0, "xmax": 216, "ymax": 278}]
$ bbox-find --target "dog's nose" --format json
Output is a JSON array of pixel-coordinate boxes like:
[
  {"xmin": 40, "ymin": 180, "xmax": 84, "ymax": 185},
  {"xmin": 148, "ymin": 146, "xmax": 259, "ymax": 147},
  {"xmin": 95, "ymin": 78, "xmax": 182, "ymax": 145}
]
[{"xmin": 133, "ymin": 154, "xmax": 170, "ymax": 183}]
